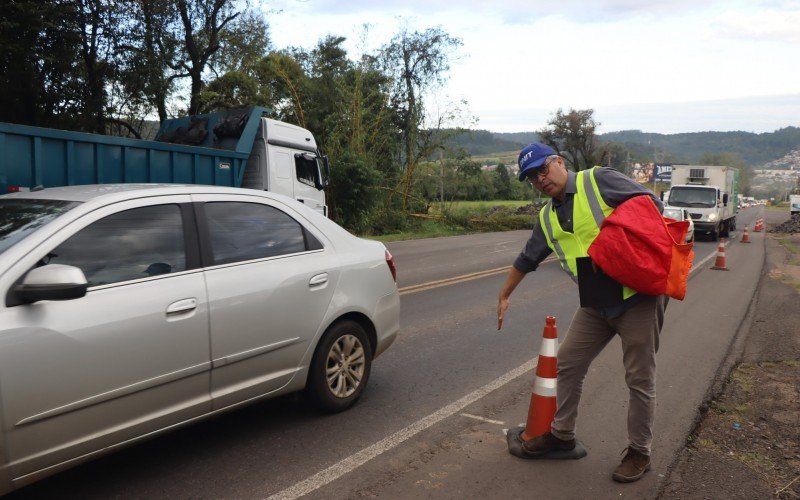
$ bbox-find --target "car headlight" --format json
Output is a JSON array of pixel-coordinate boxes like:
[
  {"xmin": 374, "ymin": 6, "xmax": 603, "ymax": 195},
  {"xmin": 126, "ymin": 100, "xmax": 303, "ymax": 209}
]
[{"xmin": 708, "ymin": 213, "xmax": 717, "ymax": 221}]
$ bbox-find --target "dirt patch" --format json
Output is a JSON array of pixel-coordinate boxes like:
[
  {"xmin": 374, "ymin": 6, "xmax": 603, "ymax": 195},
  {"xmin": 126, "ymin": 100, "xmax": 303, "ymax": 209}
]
[{"xmin": 660, "ymin": 225, "xmax": 800, "ymax": 499}]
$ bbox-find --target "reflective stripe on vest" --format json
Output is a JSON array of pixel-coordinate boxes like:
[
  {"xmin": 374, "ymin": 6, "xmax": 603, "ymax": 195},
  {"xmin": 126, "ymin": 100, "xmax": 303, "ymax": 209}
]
[{"xmin": 539, "ymin": 167, "xmax": 636, "ymax": 300}]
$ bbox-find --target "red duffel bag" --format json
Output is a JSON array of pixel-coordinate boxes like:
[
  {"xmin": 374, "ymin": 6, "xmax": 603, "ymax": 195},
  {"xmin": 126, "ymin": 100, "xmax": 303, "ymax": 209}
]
[{"xmin": 587, "ymin": 195, "xmax": 694, "ymax": 300}]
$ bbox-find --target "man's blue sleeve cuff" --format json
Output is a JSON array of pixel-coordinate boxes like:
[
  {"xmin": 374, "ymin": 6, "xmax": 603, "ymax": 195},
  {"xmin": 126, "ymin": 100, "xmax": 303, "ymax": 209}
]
[{"xmin": 513, "ymin": 255, "xmax": 537, "ymax": 273}]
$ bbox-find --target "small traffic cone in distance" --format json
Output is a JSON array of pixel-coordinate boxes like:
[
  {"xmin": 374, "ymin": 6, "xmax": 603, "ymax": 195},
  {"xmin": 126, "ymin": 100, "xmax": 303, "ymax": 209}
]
[
  {"xmin": 741, "ymin": 225, "xmax": 751, "ymax": 243},
  {"xmin": 520, "ymin": 316, "xmax": 559, "ymax": 442},
  {"xmin": 754, "ymin": 218, "xmax": 763, "ymax": 232},
  {"xmin": 711, "ymin": 239, "xmax": 729, "ymax": 270}
]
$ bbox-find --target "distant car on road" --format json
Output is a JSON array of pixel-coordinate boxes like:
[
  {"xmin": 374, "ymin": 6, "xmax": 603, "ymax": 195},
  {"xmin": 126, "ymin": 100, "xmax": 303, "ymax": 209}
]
[
  {"xmin": 0, "ymin": 184, "xmax": 400, "ymax": 494},
  {"xmin": 663, "ymin": 207, "xmax": 695, "ymax": 243}
]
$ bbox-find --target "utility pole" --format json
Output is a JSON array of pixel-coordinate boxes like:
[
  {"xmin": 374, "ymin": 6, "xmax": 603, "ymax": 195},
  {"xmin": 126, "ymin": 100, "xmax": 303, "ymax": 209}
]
[{"xmin": 439, "ymin": 149, "xmax": 444, "ymax": 208}]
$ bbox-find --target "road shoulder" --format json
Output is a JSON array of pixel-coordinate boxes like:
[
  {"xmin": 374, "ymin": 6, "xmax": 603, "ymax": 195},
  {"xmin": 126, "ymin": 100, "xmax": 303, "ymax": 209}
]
[{"xmin": 660, "ymin": 215, "xmax": 800, "ymax": 499}]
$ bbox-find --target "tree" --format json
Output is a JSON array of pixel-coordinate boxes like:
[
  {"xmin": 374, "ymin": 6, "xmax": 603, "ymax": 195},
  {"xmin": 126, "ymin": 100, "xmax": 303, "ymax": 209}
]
[
  {"xmin": 538, "ymin": 108, "xmax": 604, "ymax": 171},
  {"xmin": 0, "ymin": 1, "xmax": 85, "ymax": 129},
  {"xmin": 381, "ymin": 25, "xmax": 462, "ymax": 209},
  {"xmin": 494, "ymin": 163, "xmax": 512, "ymax": 199},
  {"xmin": 117, "ymin": 0, "xmax": 183, "ymax": 124},
  {"xmin": 175, "ymin": 0, "xmax": 240, "ymax": 115}
]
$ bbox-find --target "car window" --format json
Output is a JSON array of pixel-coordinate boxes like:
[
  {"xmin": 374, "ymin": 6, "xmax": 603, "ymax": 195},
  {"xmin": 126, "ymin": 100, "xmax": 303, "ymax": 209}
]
[
  {"xmin": 0, "ymin": 199, "xmax": 80, "ymax": 257},
  {"xmin": 47, "ymin": 204, "xmax": 186, "ymax": 286},
  {"xmin": 204, "ymin": 202, "xmax": 312, "ymax": 265}
]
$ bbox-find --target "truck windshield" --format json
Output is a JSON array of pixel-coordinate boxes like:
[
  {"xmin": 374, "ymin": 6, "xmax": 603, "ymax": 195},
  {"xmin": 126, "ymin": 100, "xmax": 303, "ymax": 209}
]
[
  {"xmin": 0, "ymin": 199, "xmax": 80, "ymax": 257},
  {"xmin": 668, "ymin": 187, "xmax": 717, "ymax": 208}
]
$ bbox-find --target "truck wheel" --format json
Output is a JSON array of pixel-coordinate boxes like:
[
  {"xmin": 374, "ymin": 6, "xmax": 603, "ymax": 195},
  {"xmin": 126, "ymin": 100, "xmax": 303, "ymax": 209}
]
[
  {"xmin": 711, "ymin": 227, "xmax": 719, "ymax": 241},
  {"xmin": 306, "ymin": 320, "xmax": 372, "ymax": 413},
  {"xmin": 720, "ymin": 221, "xmax": 730, "ymax": 238}
]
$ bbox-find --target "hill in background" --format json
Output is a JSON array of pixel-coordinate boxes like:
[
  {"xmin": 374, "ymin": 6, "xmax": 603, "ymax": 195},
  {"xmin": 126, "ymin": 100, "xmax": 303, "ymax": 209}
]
[{"xmin": 441, "ymin": 127, "xmax": 800, "ymax": 168}]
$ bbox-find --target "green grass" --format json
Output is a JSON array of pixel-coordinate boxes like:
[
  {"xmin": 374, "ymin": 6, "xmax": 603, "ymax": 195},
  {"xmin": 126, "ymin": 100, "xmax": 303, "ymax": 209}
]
[
  {"xmin": 731, "ymin": 364, "xmax": 756, "ymax": 394},
  {"xmin": 777, "ymin": 238, "xmax": 800, "ymax": 266},
  {"xmin": 766, "ymin": 202, "xmax": 789, "ymax": 211},
  {"xmin": 430, "ymin": 200, "xmax": 538, "ymax": 216},
  {"xmin": 364, "ymin": 219, "xmax": 474, "ymax": 243},
  {"xmin": 778, "ymin": 238, "xmax": 800, "ymax": 255},
  {"xmin": 362, "ymin": 200, "xmax": 539, "ymax": 242},
  {"xmin": 471, "ymin": 150, "xmax": 520, "ymax": 166}
]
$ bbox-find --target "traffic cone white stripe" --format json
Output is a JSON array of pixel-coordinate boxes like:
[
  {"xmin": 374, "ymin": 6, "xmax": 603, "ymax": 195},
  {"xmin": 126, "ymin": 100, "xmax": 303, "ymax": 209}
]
[
  {"xmin": 540, "ymin": 338, "xmax": 559, "ymax": 357},
  {"xmin": 534, "ymin": 377, "xmax": 557, "ymax": 397}
]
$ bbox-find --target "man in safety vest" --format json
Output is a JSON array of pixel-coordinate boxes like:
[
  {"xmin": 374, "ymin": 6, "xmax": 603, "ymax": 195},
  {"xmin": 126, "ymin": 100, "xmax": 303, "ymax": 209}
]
[{"xmin": 497, "ymin": 143, "xmax": 667, "ymax": 483}]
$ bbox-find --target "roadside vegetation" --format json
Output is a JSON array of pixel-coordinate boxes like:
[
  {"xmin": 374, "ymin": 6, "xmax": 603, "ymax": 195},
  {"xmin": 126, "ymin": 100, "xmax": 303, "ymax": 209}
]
[{"xmin": 2, "ymin": 0, "xmax": 780, "ymax": 240}]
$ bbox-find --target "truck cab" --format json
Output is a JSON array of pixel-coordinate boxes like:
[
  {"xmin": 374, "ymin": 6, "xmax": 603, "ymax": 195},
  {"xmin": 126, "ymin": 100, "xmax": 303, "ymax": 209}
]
[
  {"xmin": 241, "ymin": 118, "xmax": 330, "ymax": 216},
  {"xmin": 668, "ymin": 184, "xmax": 730, "ymax": 239},
  {"xmin": 157, "ymin": 108, "xmax": 330, "ymax": 216},
  {"xmin": 666, "ymin": 165, "xmax": 738, "ymax": 241}
]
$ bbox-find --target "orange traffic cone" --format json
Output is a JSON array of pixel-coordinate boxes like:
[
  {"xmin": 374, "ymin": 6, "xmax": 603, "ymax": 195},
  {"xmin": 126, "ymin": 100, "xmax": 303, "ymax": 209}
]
[
  {"xmin": 711, "ymin": 239, "xmax": 729, "ymax": 270},
  {"xmin": 741, "ymin": 225, "xmax": 751, "ymax": 243},
  {"xmin": 754, "ymin": 218, "xmax": 763, "ymax": 232},
  {"xmin": 520, "ymin": 316, "xmax": 559, "ymax": 441},
  {"xmin": 506, "ymin": 316, "xmax": 587, "ymax": 460}
]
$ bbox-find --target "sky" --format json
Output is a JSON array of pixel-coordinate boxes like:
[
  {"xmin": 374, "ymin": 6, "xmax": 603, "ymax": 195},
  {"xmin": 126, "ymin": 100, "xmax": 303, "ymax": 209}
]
[{"xmin": 264, "ymin": 0, "xmax": 800, "ymax": 135}]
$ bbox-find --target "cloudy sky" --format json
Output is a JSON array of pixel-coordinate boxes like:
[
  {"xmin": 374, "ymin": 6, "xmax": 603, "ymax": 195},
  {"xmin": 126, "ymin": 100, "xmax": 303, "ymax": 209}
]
[{"xmin": 265, "ymin": 0, "xmax": 800, "ymax": 134}]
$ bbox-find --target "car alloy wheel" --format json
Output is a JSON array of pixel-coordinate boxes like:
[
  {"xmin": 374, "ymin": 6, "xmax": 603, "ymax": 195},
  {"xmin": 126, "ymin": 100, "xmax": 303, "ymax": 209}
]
[
  {"xmin": 326, "ymin": 334, "xmax": 366, "ymax": 398},
  {"xmin": 307, "ymin": 320, "xmax": 372, "ymax": 413}
]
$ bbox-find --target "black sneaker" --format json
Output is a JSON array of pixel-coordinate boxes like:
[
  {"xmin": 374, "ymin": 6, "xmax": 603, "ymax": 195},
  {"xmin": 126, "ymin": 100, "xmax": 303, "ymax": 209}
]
[{"xmin": 521, "ymin": 432, "xmax": 576, "ymax": 456}]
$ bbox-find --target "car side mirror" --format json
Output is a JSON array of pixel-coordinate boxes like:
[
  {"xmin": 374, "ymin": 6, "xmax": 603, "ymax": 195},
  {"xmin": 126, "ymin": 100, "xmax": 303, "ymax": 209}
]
[
  {"xmin": 14, "ymin": 264, "xmax": 88, "ymax": 304},
  {"xmin": 722, "ymin": 193, "xmax": 729, "ymax": 206}
]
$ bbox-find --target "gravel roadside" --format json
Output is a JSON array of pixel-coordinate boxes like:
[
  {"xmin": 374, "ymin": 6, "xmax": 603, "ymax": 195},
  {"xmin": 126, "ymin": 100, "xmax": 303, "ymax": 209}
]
[{"xmin": 659, "ymin": 210, "xmax": 800, "ymax": 499}]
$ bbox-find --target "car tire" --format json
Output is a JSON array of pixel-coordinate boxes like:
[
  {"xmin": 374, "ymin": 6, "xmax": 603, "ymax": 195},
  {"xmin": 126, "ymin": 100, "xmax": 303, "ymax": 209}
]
[{"xmin": 306, "ymin": 320, "xmax": 372, "ymax": 413}]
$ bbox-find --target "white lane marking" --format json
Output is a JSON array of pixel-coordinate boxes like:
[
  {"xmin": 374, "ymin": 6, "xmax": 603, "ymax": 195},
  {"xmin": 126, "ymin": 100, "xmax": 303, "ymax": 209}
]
[
  {"xmin": 460, "ymin": 413, "xmax": 505, "ymax": 425},
  {"xmin": 267, "ymin": 359, "xmax": 537, "ymax": 500}
]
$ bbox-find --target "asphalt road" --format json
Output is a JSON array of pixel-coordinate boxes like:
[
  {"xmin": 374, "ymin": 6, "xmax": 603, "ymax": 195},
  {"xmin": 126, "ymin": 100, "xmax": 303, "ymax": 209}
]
[{"xmin": 8, "ymin": 207, "xmax": 768, "ymax": 499}]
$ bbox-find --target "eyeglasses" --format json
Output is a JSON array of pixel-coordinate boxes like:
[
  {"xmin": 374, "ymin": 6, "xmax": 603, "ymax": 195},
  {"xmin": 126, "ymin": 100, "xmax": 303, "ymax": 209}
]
[{"xmin": 526, "ymin": 155, "xmax": 558, "ymax": 185}]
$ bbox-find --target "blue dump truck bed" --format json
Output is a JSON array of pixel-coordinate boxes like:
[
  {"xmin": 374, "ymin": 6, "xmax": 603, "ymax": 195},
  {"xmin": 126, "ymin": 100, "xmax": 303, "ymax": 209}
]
[{"xmin": 0, "ymin": 107, "xmax": 266, "ymax": 194}]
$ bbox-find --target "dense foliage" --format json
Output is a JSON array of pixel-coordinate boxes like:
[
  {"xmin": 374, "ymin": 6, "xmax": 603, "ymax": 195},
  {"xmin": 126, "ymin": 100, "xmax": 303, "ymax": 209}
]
[{"xmin": 2, "ymin": 2, "xmax": 795, "ymax": 234}]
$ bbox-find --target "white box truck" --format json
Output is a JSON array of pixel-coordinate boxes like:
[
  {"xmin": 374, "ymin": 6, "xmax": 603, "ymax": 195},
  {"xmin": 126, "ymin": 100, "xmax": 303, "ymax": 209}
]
[
  {"xmin": 666, "ymin": 165, "xmax": 739, "ymax": 240},
  {"xmin": 790, "ymin": 194, "xmax": 800, "ymax": 215}
]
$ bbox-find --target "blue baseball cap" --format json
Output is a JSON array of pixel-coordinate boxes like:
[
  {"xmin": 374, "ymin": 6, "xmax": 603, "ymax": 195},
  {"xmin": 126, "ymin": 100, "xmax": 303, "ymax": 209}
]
[{"xmin": 517, "ymin": 143, "xmax": 556, "ymax": 181}]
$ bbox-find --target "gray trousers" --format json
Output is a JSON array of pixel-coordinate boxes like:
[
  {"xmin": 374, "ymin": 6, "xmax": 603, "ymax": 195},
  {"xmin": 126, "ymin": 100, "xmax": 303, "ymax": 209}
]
[{"xmin": 550, "ymin": 295, "xmax": 668, "ymax": 455}]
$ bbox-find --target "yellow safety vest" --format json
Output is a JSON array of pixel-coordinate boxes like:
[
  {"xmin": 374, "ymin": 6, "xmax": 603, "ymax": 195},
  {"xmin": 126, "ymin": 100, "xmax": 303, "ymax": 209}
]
[{"xmin": 539, "ymin": 167, "xmax": 637, "ymax": 300}]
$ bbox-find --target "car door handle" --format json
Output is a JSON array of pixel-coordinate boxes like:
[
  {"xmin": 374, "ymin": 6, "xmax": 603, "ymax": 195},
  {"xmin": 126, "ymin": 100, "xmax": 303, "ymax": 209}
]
[
  {"xmin": 309, "ymin": 273, "xmax": 328, "ymax": 287},
  {"xmin": 166, "ymin": 298, "xmax": 197, "ymax": 314}
]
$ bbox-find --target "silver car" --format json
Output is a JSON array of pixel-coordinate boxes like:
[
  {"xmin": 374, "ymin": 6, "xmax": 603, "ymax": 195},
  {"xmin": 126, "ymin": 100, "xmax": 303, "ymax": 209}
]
[
  {"xmin": 663, "ymin": 207, "xmax": 695, "ymax": 243},
  {"xmin": 0, "ymin": 185, "xmax": 399, "ymax": 494}
]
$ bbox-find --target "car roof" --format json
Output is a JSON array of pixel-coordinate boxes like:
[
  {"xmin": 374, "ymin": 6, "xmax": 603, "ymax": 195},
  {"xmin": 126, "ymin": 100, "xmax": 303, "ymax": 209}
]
[
  {"xmin": 0, "ymin": 183, "xmax": 358, "ymax": 245},
  {"xmin": 1, "ymin": 184, "xmax": 287, "ymax": 204}
]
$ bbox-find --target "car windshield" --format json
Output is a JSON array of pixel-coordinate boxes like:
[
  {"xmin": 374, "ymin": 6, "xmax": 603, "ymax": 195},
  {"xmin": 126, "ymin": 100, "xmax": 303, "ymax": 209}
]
[
  {"xmin": 662, "ymin": 208, "xmax": 683, "ymax": 220},
  {"xmin": 0, "ymin": 199, "xmax": 80, "ymax": 257},
  {"xmin": 668, "ymin": 187, "xmax": 716, "ymax": 208}
]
